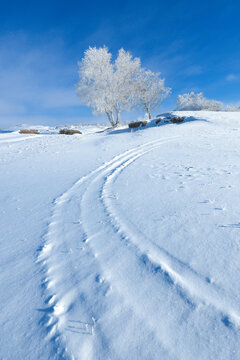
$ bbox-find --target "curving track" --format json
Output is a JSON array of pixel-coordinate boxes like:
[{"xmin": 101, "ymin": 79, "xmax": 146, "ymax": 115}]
[{"xmin": 38, "ymin": 135, "xmax": 240, "ymax": 360}]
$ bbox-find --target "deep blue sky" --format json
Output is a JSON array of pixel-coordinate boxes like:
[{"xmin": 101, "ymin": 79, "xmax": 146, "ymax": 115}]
[{"xmin": 0, "ymin": 0, "xmax": 239, "ymax": 127}]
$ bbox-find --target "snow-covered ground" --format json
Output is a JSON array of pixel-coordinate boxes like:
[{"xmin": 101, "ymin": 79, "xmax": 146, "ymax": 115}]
[
  {"xmin": 1, "ymin": 111, "xmax": 240, "ymax": 359},
  {"xmin": 0, "ymin": 123, "xmax": 108, "ymax": 135}
]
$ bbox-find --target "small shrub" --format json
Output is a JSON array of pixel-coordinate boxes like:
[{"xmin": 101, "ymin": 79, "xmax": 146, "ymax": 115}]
[
  {"xmin": 171, "ymin": 116, "xmax": 185, "ymax": 123},
  {"xmin": 19, "ymin": 129, "xmax": 39, "ymax": 134},
  {"xmin": 128, "ymin": 121, "xmax": 147, "ymax": 129},
  {"xmin": 59, "ymin": 129, "xmax": 82, "ymax": 135}
]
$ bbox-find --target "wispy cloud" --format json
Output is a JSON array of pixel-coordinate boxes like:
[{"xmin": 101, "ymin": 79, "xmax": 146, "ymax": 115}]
[
  {"xmin": 183, "ymin": 65, "xmax": 203, "ymax": 76},
  {"xmin": 225, "ymin": 73, "xmax": 239, "ymax": 82},
  {"xmin": 0, "ymin": 33, "xmax": 87, "ymax": 127}
]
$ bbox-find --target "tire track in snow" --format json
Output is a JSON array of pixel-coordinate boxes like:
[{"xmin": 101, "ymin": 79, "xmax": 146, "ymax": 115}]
[
  {"xmin": 101, "ymin": 149, "xmax": 240, "ymax": 329},
  {"xmin": 79, "ymin": 136, "xmax": 183, "ymax": 359},
  {"xmin": 38, "ymin": 133, "xmax": 240, "ymax": 359},
  {"xmin": 37, "ymin": 137, "xmax": 179, "ymax": 359}
]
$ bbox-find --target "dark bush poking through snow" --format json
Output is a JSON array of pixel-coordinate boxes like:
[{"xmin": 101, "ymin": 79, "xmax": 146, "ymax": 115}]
[
  {"xmin": 128, "ymin": 121, "xmax": 148, "ymax": 129},
  {"xmin": 170, "ymin": 116, "xmax": 185, "ymax": 123},
  {"xmin": 59, "ymin": 129, "xmax": 82, "ymax": 135},
  {"xmin": 19, "ymin": 129, "xmax": 39, "ymax": 134}
]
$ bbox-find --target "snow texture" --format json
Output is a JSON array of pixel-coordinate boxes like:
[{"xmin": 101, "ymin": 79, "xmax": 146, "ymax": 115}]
[{"xmin": 1, "ymin": 111, "xmax": 240, "ymax": 359}]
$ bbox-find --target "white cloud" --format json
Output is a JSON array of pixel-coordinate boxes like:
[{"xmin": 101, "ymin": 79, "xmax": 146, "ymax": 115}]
[
  {"xmin": 39, "ymin": 88, "xmax": 80, "ymax": 108},
  {"xmin": 0, "ymin": 33, "xmax": 84, "ymax": 127},
  {"xmin": 225, "ymin": 74, "xmax": 239, "ymax": 81},
  {"xmin": 0, "ymin": 100, "xmax": 27, "ymax": 115},
  {"xmin": 184, "ymin": 65, "xmax": 203, "ymax": 76}
]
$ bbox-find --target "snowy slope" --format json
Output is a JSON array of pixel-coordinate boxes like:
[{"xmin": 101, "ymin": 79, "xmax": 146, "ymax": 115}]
[{"xmin": 1, "ymin": 112, "xmax": 240, "ymax": 359}]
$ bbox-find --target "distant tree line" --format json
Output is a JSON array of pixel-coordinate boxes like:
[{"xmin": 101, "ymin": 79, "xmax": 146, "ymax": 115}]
[
  {"xmin": 176, "ymin": 92, "xmax": 222, "ymax": 111},
  {"xmin": 226, "ymin": 105, "xmax": 240, "ymax": 112}
]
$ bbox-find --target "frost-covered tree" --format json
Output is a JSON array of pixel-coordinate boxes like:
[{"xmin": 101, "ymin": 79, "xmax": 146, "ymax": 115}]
[
  {"xmin": 134, "ymin": 70, "xmax": 171, "ymax": 119},
  {"xmin": 76, "ymin": 47, "xmax": 115, "ymax": 125},
  {"xmin": 77, "ymin": 47, "xmax": 140, "ymax": 126},
  {"xmin": 176, "ymin": 92, "xmax": 222, "ymax": 111},
  {"xmin": 226, "ymin": 105, "xmax": 240, "ymax": 112},
  {"xmin": 77, "ymin": 46, "xmax": 171, "ymax": 125}
]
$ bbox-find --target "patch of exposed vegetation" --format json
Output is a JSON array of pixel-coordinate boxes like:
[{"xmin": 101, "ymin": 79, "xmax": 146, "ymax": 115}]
[
  {"xmin": 128, "ymin": 121, "xmax": 147, "ymax": 129},
  {"xmin": 19, "ymin": 129, "xmax": 39, "ymax": 134},
  {"xmin": 171, "ymin": 116, "xmax": 185, "ymax": 123},
  {"xmin": 59, "ymin": 129, "xmax": 82, "ymax": 135}
]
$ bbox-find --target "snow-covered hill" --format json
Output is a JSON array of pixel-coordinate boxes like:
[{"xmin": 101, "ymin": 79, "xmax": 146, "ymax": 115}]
[{"xmin": 1, "ymin": 111, "xmax": 240, "ymax": 359}]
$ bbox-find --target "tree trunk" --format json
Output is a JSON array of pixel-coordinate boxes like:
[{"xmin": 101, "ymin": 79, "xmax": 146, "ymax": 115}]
[
  {"xmin": 106, "ymin": 111, "xmax": 115, "ymax": 126},
  {"xmin": 111, "ymin": 112, "xmax": 116, "ymax": 126},
  {"xmin": 144, "ymin": 104, "xmax": 151, "ymax": 119},
  {"xmin": 115, "ymin": 109, "xmax": 120, "ymax": 126},
  {"xmin": 106, "ymin": 108, "xmax": 120, "ymax": 127}
]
